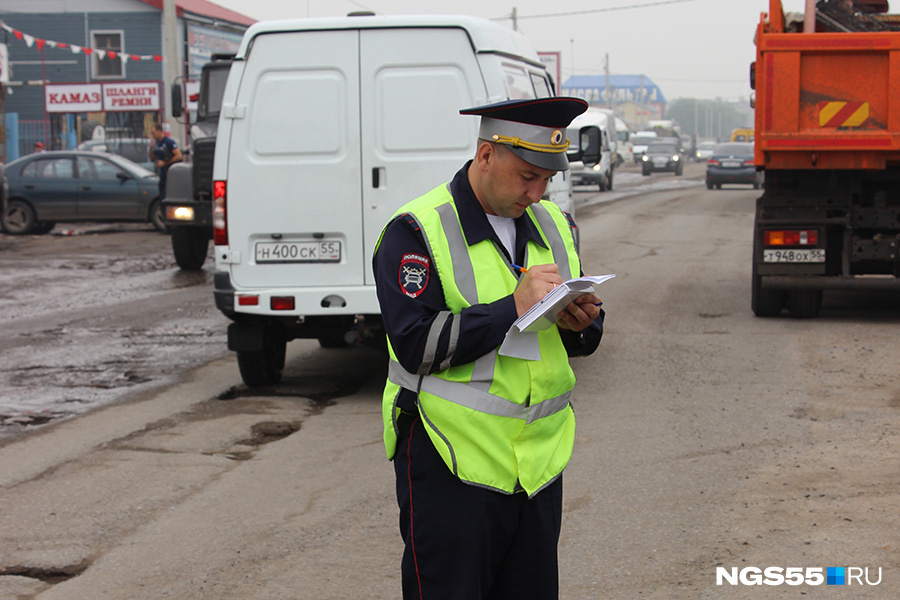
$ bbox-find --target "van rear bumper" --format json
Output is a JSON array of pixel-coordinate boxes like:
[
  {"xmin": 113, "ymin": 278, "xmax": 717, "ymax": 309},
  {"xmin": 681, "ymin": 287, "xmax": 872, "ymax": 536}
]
[{"xmin": 214, "ymin": 271, "xmax": 381, "ymax": 318}]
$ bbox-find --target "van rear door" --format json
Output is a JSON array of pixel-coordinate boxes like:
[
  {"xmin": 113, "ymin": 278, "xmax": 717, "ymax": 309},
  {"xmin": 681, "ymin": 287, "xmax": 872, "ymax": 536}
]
[
  {"xmin": 359, "ymin": 27, "xmax": 485, "ymax": 285},
  {"xmin": 224, "ymin": 30, "xmax": 363, "ymax": 289}
]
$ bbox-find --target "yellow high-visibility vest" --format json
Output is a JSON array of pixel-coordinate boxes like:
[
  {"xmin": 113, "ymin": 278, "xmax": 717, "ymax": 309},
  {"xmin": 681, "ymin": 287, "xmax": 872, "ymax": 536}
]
[{"xmin": 377, "ymin": 183, "xmax": 582, "ymax": 496}]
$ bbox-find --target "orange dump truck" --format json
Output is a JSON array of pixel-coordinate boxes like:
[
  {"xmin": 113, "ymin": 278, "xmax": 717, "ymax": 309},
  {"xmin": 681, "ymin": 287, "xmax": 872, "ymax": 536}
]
[{"xmin": 751, "ymin": 0, "xmax": 900, "ymax": 318}]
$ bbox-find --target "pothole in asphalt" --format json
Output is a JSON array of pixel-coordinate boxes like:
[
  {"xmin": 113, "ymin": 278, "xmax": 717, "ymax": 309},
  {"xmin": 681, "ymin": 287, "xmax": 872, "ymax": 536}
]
[{"xmin": 0, "ymin": 561, "xmax": 89, "ymax": 584}]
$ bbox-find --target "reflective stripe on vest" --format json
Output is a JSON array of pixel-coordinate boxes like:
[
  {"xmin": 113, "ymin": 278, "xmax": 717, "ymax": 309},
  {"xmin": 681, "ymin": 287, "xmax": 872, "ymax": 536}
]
[{"xmin": 389, "ymin": 359, "xmax": 571, "ymax": 424}]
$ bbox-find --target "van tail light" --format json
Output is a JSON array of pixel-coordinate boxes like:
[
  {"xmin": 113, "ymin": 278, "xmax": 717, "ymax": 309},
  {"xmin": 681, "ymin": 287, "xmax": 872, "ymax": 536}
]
[
  {"xmin": 213, "ymin": 180, "xmax": 228, "ymax": 246},
  {"xmin": 707, "ymin": 158, "xmax": 720, "ymax": 166},
  {"xmin": 763, "ymin": 230, "xmax": 818, "ymax": 246}
]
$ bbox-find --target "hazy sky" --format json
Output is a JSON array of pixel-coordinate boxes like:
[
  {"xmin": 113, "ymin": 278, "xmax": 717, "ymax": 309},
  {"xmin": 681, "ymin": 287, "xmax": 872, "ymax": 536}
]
[{"xmin": 212, "ymin": 0, "xmax": 814, "ymax": 101}]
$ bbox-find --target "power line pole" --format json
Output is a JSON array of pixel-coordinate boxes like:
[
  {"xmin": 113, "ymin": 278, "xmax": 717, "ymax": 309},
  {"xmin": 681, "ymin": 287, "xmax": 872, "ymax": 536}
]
[
  {"xmin": 604, "ymin": 53, "xmax": 611, "ymax": 110},
  {"xmin": 512, "ymin": 7, "xmax": 518, "ymax": 31}
]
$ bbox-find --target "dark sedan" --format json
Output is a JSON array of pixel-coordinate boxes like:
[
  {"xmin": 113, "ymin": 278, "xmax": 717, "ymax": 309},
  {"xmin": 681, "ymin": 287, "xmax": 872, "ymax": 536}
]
[
  {"xmin": 1, "ymin": 151, "xmax": 163, "ymax": 235},
  {"xmin": 641, "ymin": 141, "xmax": 684, "ymax": 176},
  {"xmin": 706, "ymin": 142, "xmax": 762, "ymax": 189}
]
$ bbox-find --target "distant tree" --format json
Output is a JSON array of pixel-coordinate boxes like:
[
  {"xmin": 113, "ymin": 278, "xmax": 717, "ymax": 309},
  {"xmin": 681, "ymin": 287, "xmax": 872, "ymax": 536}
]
[{"xmin": 666, "ymin": 98, "xmax": 753, "ymax": 142}]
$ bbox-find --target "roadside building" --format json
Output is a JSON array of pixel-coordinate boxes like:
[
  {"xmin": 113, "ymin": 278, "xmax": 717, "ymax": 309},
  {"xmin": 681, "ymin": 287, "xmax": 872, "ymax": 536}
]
[{"xmin": 0, "ymin": 0, "xmax": 253, "ymax": 161}]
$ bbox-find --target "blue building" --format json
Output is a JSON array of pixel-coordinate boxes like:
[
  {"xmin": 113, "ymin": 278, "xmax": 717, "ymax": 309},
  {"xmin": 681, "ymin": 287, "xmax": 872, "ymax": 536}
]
[{"xmin": 0, "ymin": 0, "xmax": 253, "ymax": 161}]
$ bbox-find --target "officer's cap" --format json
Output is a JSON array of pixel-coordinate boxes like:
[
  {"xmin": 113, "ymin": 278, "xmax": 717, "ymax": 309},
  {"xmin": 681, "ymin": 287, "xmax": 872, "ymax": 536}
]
[{"xmin": 461, "ymin": 97, "xmax": 588, "ymax": 171}]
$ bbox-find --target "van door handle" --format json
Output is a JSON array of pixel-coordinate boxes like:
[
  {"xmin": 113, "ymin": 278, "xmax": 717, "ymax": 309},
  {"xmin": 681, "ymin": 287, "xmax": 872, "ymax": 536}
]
[{"xmin": 372, "ymin": 167, "xmax": 385, "ymax": 188}]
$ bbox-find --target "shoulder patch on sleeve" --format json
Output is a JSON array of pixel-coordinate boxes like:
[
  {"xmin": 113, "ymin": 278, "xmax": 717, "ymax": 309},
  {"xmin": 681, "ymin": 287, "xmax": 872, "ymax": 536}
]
[
  {"xmin": 399, "ymin": 253, "xmax": 430, "ymax": 298},
  {"xmin": 563, "ymin": 211, "xmax": 577, "ymax": 229}
]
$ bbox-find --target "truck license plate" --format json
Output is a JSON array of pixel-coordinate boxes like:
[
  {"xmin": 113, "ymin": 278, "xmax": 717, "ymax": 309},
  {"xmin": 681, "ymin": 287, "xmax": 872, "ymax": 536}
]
[
  {"xmin": 763, "ymin": 249, "xmax": 825, "ymax": 263},
  {"xmin": 255, "ymin": 241, "xmax": 341, "ymax": 263}
]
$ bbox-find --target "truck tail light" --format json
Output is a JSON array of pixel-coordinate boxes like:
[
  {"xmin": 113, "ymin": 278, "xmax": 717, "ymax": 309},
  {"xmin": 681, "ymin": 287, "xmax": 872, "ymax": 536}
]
[
  {"xmin": 763, "ymin": 230, "xmax": 818, "ymax": 246},
  {"xmin": 213, "ymin": 180, "xmax": 228, "ymax": 246}
]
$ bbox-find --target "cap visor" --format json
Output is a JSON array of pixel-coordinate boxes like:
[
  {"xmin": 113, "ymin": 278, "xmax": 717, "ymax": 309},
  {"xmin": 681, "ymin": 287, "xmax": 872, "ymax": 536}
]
[{"xmin": 506, "ymin": 146, "xmax": 570, "ymax": 171}]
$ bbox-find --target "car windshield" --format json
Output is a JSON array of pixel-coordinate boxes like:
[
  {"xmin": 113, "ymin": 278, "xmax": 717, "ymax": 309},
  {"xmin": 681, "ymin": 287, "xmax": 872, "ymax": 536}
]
[
  {"xmin": 699, "ymin": 141, "xmax": 716, "ymax": 149},
  {"xmin": 715, "ymin": 143, "xmax": 753, "ymax": 156},
  {"xmin": 632, "ymin": 135, "xmax": 657, "ymax": 145},
  {"xmin": 649, "ymin": 143, "xmax": 677, "ymax": 154}
]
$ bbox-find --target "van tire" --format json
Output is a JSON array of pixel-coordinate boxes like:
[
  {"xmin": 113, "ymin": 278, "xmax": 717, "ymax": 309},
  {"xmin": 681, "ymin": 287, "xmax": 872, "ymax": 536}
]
[
  {"xmin": 171, "ymin": 227, "xmax": 209, "ymax": 271},
  {"xmin": 607, "ymin": 171, "xmax": 614, "ymax": 191},
  {"xmin": 237, "ymin": 329, "xmax": 286, "ymax": 387},
  {"xmin": 598, "ymin": 176, "xmax": 607, "ymax": 192}
]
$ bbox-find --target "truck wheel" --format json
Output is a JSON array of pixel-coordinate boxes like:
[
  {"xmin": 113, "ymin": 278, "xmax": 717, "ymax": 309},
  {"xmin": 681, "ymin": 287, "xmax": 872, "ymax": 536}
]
[
  {"xmin": 171, "ymin": 227, "xmax": 209, "ymax": 271},
  {"xmin": 2, "ymin": 200, "xmax": 36, "ymax": 235},
  {"xmin": 751, "ymin": 274, "xmax": 785, "ymax": 317},
  {"xmin": 788, "ymin": 289, "xmax": 822, "ymax": 319},
  {"xmin": 237, "ymin": 329, "xmax": 286, "ymax": 387}
]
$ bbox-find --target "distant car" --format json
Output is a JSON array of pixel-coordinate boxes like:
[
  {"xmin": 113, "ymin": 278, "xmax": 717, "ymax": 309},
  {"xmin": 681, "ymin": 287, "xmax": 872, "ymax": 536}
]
[
  {"xmin": 706, "ymin": 142, "xmax": 762, "ymax": 189},
  {"xmin": 641, "ymin": 141, "xmax": 684, "ymax": 176},
  {"xmin": 694, "ymin": 140, "xmax": 717, "ymax": 162},
  {"xmin": 1, "ymin": 151, "xmax": 164, "ymax": 235},
  {"xmin": 76, "ymin": 137, "xmax": 156, "ymax": 171}
]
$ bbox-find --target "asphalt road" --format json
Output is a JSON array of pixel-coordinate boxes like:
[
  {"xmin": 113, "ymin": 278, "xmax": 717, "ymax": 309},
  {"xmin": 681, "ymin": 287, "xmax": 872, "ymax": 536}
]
[{"xmin": 1, "ymin": 164, "xmax": 898, "ymax": 598}]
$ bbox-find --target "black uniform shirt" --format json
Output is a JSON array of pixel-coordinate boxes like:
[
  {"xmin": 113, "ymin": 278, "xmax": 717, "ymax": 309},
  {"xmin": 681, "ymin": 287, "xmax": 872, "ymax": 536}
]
[{"xmin": 374, "ymin": 161, "xmax": 604, "ymax": 412}]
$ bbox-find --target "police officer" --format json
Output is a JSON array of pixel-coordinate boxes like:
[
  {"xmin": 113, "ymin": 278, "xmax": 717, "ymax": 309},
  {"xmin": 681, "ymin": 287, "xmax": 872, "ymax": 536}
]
[{"xmin": 373, "ymin": 97, "xmax": 605, "ymax": 599}]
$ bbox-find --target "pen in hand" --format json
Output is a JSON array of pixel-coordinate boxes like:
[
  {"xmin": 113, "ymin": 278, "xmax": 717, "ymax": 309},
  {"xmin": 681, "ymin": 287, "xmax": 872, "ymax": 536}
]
[{"xmin": 511, "ymin": 263, "xmax": 528, "ymax": 274}]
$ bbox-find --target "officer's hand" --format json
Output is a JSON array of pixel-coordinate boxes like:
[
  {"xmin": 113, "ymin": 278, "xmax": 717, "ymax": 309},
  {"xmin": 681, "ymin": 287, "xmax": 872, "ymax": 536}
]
[
  {"xmin": 513, "ymin": 264, "xmax": 562, "ymax": 317},
  {"xmin": 556, "ymin": 293, "xmax": 602, "ymax": 332}
]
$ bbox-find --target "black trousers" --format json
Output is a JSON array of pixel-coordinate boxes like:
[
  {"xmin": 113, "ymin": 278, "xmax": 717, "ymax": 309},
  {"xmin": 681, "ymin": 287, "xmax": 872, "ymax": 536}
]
[{"xmin": 393, "ymin": 413, "xmax": 563, "ymax": 600}]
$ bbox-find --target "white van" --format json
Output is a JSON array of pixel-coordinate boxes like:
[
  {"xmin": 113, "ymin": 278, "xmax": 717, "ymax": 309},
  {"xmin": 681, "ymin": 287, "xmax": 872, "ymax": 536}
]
[
  {"xmin": 212, "ymin": 14, "xmax": 575, "ymax": 386},
  {"xmin": 566, "ymin": 107, "xmax": 615, "ymax": 191}
]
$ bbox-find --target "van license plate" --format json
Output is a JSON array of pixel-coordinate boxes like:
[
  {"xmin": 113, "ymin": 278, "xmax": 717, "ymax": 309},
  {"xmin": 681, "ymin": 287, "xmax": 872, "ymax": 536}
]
[
  {"xmin": 763, "ymin": 249, "xmax": 825, "ymax": 263},
  {"xmin": 255, "ymin": 241, "xmax": 341, "ymax": 263}
]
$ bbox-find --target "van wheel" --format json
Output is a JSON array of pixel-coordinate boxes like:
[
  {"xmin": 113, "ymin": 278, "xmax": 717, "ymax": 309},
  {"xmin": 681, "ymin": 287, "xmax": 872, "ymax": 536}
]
[
  {"xmin": 642, "ymin": 167, "xmax": 650, "ymax": 176},
  {"xmin": 788, "ymin": 289, "xmax": 822, "ymax": 319},
  {"xmin": 237, "ymin": 330, "xmax": 287, "ymax": 387},
  {"xmin": 607, "ymin": 171, "xmax": 614, "ymax": 191},
  {"xmin": 171, "ymin": 227, "xmax": 209, "ymax": 270},
  {"xmin": 2, "ymin": 200, "xmax": 37, "ymax": 235},
  {"xmin": 598, "ymin": 176, "xmax": 607, "ymax": 192}
]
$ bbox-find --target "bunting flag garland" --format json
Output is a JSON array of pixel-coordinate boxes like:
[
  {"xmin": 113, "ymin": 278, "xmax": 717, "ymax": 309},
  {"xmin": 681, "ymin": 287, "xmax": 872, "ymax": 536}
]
[{"xmin": 0, "ymin": 19, "xmax": 164, "ymax": 62}]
